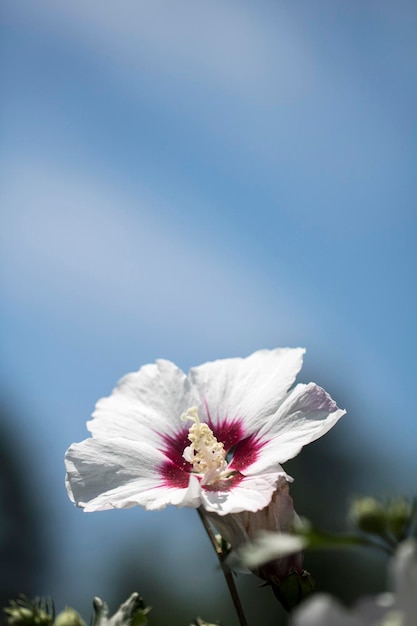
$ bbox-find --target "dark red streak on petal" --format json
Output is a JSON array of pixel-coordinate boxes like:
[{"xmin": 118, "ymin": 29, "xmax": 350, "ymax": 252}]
[
  {"xmin": 160, "ymin": 428, "xmax": 192, "ymax": 468},
  {"xmin": 159, "ymin": 428, "xmax": 193, "ymax": 487},
  {"xmin": 159, "ymin": 459, "xmax": 191, "ymax": 488},
  {"xmin": 207, "ymin": 417, "xmax": 245, "ymax": 452},
  {"xmin": 229, "ymin": 434, "xmax": 262, "ymax": 472}
]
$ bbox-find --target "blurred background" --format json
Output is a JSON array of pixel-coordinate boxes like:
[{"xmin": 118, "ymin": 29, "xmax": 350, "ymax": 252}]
[{"xmin": 1, "ymin": 1, "xmax": 416, "ymax": 624}]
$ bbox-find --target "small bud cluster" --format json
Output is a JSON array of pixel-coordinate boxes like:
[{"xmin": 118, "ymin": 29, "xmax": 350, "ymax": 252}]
[
  {"xmin": 3, "ymin": 594, "xmax": 150, "ymax": 626},
  {"xmin": 4, "ymin": 597, "xmax": 54, "ymax": 626},
  {"xmin": 350, "ymin": 496, "xmax": 414, "ymax": 543}
]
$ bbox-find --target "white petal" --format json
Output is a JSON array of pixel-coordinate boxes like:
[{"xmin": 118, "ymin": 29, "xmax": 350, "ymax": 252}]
[
  {"xmin": 230, "ymin": 531, "xmax": 307, "ymax": 570},
  {"xmin": 355, "ymin": 594, "xmax": 396, "ymax": 623},
  {"xmin": 189, "ymin": 348, "xmax": 305, "ymax": 432},
  {"xmin": 200, "ymin": 472, "xmax": 280, "ymax": 515},
  {"xmin": 291, "ymin": 595, "xmax": 363, "ymax": 626},
  {"xmin": 65, "ymin": 438, "xmax": 201, "ymax": 512},
  {"xmin": 204, "ymin": 510, "xmax": 250, "ymax": 548},
  {"xmin": 246, "ymin": 383, "xmax": 345, "ymax": 474},
  {"xmin": 392, "ymin": 539, "xmax": 417, "ymax": 621},
  {"xmin": 87, "ymin": 359, "xmax": 192, "ymax": 445}
]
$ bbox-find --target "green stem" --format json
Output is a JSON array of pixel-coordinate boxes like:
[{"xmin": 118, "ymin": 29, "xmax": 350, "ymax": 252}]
[{"xmin": 197, "ymin": 508, "xmax": 249, "ymax": 626}]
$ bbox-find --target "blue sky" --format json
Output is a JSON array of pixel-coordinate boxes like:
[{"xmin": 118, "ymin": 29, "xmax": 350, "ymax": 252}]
[{"xmin": 1, "ymin": 0, "xmax": 416, "ymax": 618}]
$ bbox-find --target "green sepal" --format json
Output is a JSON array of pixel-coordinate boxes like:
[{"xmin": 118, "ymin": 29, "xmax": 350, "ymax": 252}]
[{"xmin": 271, "ymin": 570, "xmax": 315, "ymax": 612}]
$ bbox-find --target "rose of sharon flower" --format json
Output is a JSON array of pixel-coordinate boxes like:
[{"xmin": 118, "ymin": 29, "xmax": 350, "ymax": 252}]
[
  {"xmin": 66, "ymin": 349, "xmax": 345, "ymax": 590},
  {"xmin": 291, "ymin": 540, "xmax": 417, "ymax": 626},
  {"xmin": 66, "ymin": 348, "xmax": 344, "ymax": 517},
  {"xmin": 65, "ymin": 348, "xmax": 344, "ymax": 517}
]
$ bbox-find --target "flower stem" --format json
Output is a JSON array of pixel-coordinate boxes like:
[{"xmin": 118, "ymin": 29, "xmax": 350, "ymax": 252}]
[{"xmin": 197, "ymin": 508, "xmax": 249, "ymax": 626}]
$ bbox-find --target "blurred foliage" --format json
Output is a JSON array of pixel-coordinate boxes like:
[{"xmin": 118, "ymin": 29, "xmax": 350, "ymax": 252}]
[
  {"xmin": 3, "ymin": 595, "xmax": 149, "ymax": 626},
  {"xmin": 0, "ymin": 403, "xmax": 49, "ymax": 613},
  {"xmin": 3, "ymin": 596, "xmax": 54, "ymax": 626}
]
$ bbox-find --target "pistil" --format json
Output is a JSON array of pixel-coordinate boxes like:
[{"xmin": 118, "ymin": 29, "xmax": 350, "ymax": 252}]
[{"xmin": 182, "ymin": 407, "xmax": 229, "ymax": 485}]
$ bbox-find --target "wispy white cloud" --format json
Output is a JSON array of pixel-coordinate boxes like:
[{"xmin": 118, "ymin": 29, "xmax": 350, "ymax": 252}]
[
  {"xmin": 8, "ymin": 0, "xmax": 413, "ymax": 235},
  {"xmin": 0, "ymin": 157, "xmax": 304, "ymax": 346},
  {"xmin": 19, "ymin": 0, "xmax": 314, "ymax": 102}
]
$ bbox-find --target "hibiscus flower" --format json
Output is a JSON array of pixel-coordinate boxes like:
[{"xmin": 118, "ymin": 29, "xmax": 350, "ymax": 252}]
[{"xmin": 65, "ymin": 348, "xmax": 345, "ymax": 517}]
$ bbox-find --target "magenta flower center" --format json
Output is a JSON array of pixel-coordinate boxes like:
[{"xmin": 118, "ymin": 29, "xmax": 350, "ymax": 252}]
[{"xmin": 159, "ymin": 407, "xmax": 262, "ymax": 491}]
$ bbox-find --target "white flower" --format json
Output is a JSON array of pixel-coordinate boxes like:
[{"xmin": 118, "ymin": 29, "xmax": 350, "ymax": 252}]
[
  {"xmin": 65, "ymin": 348, "xmax": 345, "ymax": 516},
  {"xmin": 290, "ymin": 540, "xmax": 417, "ymax": 626}
]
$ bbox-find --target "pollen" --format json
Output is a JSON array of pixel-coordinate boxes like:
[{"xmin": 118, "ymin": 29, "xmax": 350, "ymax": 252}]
[{"xmin": 181, "ymin": 407, "xmax": 228, "ymax": 485}]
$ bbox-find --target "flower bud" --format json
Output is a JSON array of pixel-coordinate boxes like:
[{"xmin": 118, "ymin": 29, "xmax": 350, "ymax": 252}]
[
  {"xmin": 55, "ymin": 608, "xmax": 85, "ymax": 626},
  {"xmin": 349, "ymin": 497, "xmax": 387, "ymax": 535},
  {"xmin": 206, "ymin": 476, "xmax": 305, "ymax": 585},
  {"xmin": 386, "ymin": 499, "xmax": 412, "ymax": 541},
  {"xmin": 271, "ymin": 570, "xmax": 315, "ymax": 612}
]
